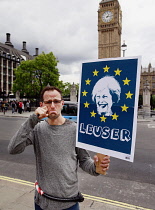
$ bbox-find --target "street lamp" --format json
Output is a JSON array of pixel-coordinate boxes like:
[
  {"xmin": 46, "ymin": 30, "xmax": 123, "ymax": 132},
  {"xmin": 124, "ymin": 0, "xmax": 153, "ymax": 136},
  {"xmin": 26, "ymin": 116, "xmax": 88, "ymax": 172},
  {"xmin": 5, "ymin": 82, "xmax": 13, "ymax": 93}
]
[{"xmin": 121, "ymin": 40, "xmax": 127, "ymax": 57}]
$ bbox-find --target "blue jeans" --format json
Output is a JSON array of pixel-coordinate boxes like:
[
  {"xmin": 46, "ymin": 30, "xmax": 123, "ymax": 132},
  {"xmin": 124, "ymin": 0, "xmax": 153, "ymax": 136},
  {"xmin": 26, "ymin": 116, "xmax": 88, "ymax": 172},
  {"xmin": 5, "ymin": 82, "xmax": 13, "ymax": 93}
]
[{"xmin": 35, "ymin": 202, "xmax": 80, "ymax": 210}]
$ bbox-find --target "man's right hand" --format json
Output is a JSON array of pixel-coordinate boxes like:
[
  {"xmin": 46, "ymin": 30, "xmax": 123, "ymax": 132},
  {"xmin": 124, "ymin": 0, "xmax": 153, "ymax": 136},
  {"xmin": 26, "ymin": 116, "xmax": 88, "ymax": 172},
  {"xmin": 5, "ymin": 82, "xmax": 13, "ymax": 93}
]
[{"xmin": 35, "ymin": 106, "xmax": 48, "ymax": 119}]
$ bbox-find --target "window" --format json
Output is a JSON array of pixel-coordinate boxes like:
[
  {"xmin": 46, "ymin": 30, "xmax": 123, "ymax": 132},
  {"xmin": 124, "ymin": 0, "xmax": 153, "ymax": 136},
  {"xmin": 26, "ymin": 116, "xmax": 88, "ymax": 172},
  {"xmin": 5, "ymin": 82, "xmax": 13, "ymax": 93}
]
[
  {"xmin": 62, "ymin": 101, "xmax": 78, "ymax": 116},
  {"xmin": 152, "ymin": 83, "xmax": 155, "ymax": 88}
]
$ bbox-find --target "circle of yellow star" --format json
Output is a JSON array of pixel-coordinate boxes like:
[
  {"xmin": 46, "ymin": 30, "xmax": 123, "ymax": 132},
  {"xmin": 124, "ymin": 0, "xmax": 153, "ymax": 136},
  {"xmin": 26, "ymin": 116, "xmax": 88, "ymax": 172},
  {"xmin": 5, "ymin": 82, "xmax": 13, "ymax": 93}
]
[
  {"xmin": 90, "ymin": 110, "xmax": 97, "ymax": 117},
  {"xmin": 111, "ymin": 113, "xmax": 119, "ymax": 120},
  {"xmin": 103, "ymin": 65, "xmax": 110, "ymax": 72},
  {"xmin": 93, "ymin": 69, "xmax": 99, "ymax": 76},
  {"xmin": 82, "ymin": 90, "xmax": 88, "ymax": 96},
  {"xmin": 114, "ymin": 68, "xmax": 122, "ymax": 76},
  {"xmin": 85, "ymin": 78, "xmax": 91, "ymax": 85},
  {"xmin": 121, "ymin": 104, "xmax": 129, "ymax": 112},
  {"xmin": 84, "ymin": 101, "xmax": 90, "ymax": 108},
  {"xmin": 122, "ymin": 77, "xmax": 131, "ymax": 85},
  {"xmin": 125, "ymin": 91, "xmax": 133, "ymax": 99},
  {"xmin": 100, "ymin": 115, "xmax": 107, "ymax": 122}
]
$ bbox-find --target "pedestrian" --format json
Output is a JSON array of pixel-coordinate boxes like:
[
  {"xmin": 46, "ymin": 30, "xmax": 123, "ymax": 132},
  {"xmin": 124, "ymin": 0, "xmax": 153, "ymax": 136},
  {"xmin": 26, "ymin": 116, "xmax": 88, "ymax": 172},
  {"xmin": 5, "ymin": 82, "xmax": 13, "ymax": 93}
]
[
  {"xmin": 26, "ymin": 100, "xmax": 31, "ymax": 112},
  {"xmin": 18, "ymin": 101, "xmax": 23, "ymax": 114},
  {"xmin": 0, "ymin": 101, "xmax": 3, "ymax": 112},
  {"xmin": 11, "ymin": 100, "xmax": 16, "ymax": 114},
  {"xmin": 1, "ymin": 101, "xmax": 5, "ymax": 113},
  {"xmin": 15, "ymin": 100, "xmax": 18, "ymax": 112},
  {"xmin": 8, "ymin": 86, "xmax": 110, "ymax": 210},
  {"xmin": 0, "ymin": 100, "xmax": 2, "ymax": 112},
  {"xmin": 22, "ymin": 102, "xmax": 25, "ymax": 112},
  {"xmin": 3, "ymin": 101, "xmax": 9, "ymax": 114}
]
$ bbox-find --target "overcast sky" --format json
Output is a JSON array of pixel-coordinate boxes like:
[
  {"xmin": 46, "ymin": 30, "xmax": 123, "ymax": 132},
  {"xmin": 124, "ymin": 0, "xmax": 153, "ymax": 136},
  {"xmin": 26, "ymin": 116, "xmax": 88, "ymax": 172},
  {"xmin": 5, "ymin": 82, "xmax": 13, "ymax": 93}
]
[{"xmin": 0, "ymin": 0, "xmax": 154, "ymax": 84}]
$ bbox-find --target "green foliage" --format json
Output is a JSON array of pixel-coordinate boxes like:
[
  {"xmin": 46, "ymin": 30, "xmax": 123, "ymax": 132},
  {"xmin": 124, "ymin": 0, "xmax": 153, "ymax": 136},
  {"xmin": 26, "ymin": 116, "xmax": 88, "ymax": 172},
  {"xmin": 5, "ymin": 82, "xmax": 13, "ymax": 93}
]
[
  {"xmin": 60, "ymin": 82, "xmax": 79, "ymax": 97},
  {"xmin": 13, "ymin": 52, "xmax": 60, "ymax": 99},
  {"xmin": 151, "ymin": 94, "xmax": 155, "ymax": 110},
  {"xmin": 62, "ymin": 82, "xmax": 72, "ymax": 96}
]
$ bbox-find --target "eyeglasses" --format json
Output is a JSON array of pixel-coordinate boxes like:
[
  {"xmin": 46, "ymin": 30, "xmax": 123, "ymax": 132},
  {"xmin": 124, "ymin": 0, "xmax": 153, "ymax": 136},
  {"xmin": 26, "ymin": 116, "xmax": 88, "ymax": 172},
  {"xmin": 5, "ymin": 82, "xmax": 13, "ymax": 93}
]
[{"xmin": 43, "ymin": 99, "xmax": 62, "ymax": 105}]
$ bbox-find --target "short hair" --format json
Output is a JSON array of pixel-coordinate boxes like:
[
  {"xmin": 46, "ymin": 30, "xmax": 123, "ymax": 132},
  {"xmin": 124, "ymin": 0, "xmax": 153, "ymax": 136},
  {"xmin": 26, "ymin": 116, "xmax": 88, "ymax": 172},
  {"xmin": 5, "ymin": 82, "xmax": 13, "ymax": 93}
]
[
  {"xmin": 40, "ymin": 86, "xmax": 62, "ymax": 102},
  {"xmin": 92, "ymin": 76, "xmax": 121, "ymax": 103}
]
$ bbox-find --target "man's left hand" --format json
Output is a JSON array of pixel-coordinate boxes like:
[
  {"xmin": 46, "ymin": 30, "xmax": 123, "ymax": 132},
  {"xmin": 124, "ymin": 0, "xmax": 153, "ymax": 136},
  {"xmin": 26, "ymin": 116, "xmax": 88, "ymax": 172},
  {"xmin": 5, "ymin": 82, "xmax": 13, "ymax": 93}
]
[{"xmin": 94, "ymin": 154, "xmax": 110, "ymax": 173}]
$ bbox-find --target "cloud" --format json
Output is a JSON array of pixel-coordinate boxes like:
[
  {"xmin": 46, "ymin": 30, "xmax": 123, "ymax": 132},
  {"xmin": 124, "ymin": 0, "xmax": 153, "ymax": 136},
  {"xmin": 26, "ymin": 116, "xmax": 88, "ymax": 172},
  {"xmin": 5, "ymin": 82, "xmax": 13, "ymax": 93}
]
[
  {"xmin": 1, "ymin": 0, "xmax": 155, "ymax": 84},
  {"xmin": 120, "ymin": 0, "xmax": 155, "ymax": 67}
]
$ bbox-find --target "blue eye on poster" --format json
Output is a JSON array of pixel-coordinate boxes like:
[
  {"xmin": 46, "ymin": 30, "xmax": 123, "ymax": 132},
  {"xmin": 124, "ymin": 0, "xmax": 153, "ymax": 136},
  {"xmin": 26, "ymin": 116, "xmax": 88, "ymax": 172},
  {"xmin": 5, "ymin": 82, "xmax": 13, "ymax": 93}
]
[{"xmin": 76, "ymin": 56, "xmax": 141, "ymax": 162}]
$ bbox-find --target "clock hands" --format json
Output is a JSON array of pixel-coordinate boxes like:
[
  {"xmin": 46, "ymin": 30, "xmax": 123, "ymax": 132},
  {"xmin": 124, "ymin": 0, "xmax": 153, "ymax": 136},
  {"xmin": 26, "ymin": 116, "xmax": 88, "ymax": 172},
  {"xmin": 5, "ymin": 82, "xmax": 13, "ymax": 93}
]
[
  {"xmin": 106, "ymin": 14, "xmax": 113, "ymax": 19},
  {"xmin": 102, "ymin": 11, "xmax": 113, "ymax": 22}
]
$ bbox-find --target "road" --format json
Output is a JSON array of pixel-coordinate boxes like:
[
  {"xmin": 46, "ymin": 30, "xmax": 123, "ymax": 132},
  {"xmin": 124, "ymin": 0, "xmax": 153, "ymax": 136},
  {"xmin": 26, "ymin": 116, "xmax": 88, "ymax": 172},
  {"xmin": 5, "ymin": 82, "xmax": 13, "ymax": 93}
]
[{"xmin": 0, "ymin": 116, "xmax": 155, "ymax": 209}]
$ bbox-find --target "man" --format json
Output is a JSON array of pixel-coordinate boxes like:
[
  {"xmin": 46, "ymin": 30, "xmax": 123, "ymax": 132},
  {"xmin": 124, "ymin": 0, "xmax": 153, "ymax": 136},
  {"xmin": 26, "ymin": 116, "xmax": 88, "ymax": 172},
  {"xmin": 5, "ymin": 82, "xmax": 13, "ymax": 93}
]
[
  {"xmin": 11, "ymin": 100, "xmax": 16, "ymax": 114},
  {"xmin": 26, "ymin": 100, "xmax": 31, "ymax": 112},
  {"xmin": 8, "ymin": 86, "xmax": 110, "ymax": 210},
  {"xmin": 92, "ymin": 76, "xmax": 121, "ymax": 116},
  {"xmin": 18, "ymin": 100, "xmax": 23, "ymax": 114}
]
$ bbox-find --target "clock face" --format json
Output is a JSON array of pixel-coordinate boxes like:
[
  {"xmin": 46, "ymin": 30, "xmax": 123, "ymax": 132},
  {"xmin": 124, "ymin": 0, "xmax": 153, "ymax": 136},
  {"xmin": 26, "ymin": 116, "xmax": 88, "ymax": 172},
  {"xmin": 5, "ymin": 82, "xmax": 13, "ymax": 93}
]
[{"xmin": 102, "ymin": 11, "xmax": 114, "ymax": 23}]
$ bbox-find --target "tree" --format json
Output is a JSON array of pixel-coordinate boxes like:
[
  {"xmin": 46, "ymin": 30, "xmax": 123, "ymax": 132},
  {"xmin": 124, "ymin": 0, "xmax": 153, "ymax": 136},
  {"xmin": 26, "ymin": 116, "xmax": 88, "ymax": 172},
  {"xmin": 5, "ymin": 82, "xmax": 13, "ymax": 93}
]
[
  {"xmin": 13, "ymin": 52, "xmax": 60, "ymax": 99},
  {"xmin": 62, "ymin": 82, "xmax": 72, "ymax": 96},
  {"xmin": 61, "ymin": 82, "xmax": 79, "ymax": 98},
  {"xmin": 150, "ymin": 94, "xmax": 155, "ymax": 110}
]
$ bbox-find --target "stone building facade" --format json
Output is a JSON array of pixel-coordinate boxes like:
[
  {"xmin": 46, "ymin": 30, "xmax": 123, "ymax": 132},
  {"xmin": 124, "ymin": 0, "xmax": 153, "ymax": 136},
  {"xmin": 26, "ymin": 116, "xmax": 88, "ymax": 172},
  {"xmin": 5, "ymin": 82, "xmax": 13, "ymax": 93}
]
[
  {"xmin": 98, "ymin": 0, "xmax": 122, "ymax": 58},
  {"xmin": 139, "ymin": 63, "xmax": 155, "ymax": 96},
  {"xmin": 0, "ymin": 33, "xmax": 38, "ymax": 99}
]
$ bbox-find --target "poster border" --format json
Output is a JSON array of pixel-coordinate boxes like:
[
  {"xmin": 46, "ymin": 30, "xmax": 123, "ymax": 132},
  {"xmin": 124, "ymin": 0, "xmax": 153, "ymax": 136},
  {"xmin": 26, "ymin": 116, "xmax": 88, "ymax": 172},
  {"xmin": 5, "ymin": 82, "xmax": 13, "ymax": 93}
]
[{"xmin": 76, "ymin": 56, "xmax": 142, "ymax": 162}]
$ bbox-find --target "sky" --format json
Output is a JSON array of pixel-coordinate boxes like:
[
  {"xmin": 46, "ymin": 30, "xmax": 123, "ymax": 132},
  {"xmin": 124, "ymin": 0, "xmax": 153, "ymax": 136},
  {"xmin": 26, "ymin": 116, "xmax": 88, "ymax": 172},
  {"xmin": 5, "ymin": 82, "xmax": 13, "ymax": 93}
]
[{"xmin": 0, "ymin": 0, "xmax": 154, "ymax": 84}]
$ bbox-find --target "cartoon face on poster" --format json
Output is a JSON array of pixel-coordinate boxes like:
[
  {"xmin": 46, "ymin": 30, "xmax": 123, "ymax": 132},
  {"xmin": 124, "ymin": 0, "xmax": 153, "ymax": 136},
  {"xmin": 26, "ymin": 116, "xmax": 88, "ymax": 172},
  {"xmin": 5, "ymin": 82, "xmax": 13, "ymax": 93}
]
[{"xmin": 76, "ymin": 56, "xmax": 141, "ymax": 162}]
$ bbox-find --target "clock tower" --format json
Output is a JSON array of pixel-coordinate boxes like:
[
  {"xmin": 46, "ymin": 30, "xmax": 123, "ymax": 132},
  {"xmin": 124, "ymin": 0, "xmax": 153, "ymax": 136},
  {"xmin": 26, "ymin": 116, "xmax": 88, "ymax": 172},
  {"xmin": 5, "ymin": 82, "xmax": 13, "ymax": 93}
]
[{"xmin": 98, "ymin": 0, "xmax": 122, "ymax": 58}]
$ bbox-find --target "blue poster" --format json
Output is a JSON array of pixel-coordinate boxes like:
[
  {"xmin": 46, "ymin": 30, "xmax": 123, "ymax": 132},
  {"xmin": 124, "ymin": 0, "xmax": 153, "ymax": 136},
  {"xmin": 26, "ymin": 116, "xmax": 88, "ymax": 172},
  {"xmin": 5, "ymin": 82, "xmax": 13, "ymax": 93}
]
[{"xmin": 76, "ymin": 56, "xmax": 141, "ymax": 162}]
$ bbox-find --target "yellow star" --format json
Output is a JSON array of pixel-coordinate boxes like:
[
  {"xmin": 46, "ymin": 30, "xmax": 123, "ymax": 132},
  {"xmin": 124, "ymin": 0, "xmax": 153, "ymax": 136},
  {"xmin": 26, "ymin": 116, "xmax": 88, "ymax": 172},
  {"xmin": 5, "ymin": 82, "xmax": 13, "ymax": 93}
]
[
  {"xmin": 121, "ymin": 104, "xmax": 129, "ymax": 112},
  {"xmin": 85, "ymin": 78, "xmax": 91, "ymax": 85},
  {"xmin": 111, "ymin": 113, "xmax": 119, "ymax": 120},
  {"xmin": 93, "ymin": 69, "xmax": 99, "ymax": 76},
  {"xmin": 103, "ymin": 65, "xmax": 110, "ymax": 72},
  {"xmin": 82, "ymin": 90, "xmax": 88, "ymax": 96},
  {"xmin": 84, "ymin": 101, "xmax": 90, "ymax": 108},
  {"xmin": 122, "ymin": 77, "xmax": 131, "ymax": 85},
  {"xmin": 114, "ymin": 68, "xmax": 122, "ymax": 76},
  {"xmin": 100, "ymin": 115, "xmax": 107, "ymax": 122},
  {"xmin": 90, "ymin": 110, "xmax": 97, "ymax": 117},
  {"xmin": 125, "ymin": 91, "xmax": 133, "ymax": 99}
]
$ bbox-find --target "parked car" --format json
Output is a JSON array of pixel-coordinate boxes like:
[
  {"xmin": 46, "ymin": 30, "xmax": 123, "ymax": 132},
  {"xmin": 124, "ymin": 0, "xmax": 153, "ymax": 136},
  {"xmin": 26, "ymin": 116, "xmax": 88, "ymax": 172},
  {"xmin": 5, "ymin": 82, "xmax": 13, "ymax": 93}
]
[
  {"xmin": 41, "ymin": 101, "xmax": 78, "ymax": 122},
  {"xmin": 62, "ymin": 101, "xmax": 77, "ymax": 122}
]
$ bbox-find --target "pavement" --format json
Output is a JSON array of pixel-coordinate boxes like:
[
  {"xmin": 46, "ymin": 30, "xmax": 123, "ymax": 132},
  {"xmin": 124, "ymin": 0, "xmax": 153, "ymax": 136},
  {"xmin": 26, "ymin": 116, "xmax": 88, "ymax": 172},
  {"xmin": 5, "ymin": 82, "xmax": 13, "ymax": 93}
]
[
  {"xmin": 0, "ymin": 109, "xmax": 155, "ymax": 121},
  {"xmin": 1, "ymin": 176, "xmax": 152, "ymax": 210},
  {"xmin": 0, "ymin": 110, "xmax": 154, "ymax": 210},
  {"xmin": 0, "ymin": 110, "xmax": 34, "ymax": 118}
]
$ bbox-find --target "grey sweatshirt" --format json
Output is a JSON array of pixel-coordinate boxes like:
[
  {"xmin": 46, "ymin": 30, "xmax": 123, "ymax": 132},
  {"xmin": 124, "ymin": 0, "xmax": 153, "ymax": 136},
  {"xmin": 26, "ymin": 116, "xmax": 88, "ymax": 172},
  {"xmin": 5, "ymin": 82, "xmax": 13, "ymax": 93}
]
[{"xmin": 8, "ymin": 114, "xmax": 98, "ymax": 210}]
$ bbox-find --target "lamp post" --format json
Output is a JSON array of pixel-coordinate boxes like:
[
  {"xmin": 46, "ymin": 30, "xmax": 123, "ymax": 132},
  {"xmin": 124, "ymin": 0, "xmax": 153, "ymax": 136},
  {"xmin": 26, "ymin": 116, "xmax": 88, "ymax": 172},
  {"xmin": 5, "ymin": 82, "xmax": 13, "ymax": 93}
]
[{"xmin": 121, "ymin": 40, "xmax": 127, "ymax": 57}]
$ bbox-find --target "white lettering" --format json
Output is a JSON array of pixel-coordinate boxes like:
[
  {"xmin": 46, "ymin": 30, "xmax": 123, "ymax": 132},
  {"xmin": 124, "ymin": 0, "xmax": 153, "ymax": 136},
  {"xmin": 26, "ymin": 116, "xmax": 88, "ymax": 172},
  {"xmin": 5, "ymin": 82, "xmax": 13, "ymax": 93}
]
[
  {"xmin": 86, "ymin": 124, "xmax": 93, "ymax": 135},
  {"xmin": 101, "ymin": 127, "xmax": 110, "ymax": 139},
  {"xmin": 120, "ymin": 129, "xmax": 131, "ymax": 142},
  {"xmin": 79, "ymin": 123, "xmax": 85, "ymax": 134},
  {"xmin": 93, "ymin": 126, "xmax": 102, "ymax": 137},
  {"xmin": 111, "ymin": 129, "xmax": 119, "ymax": 140},
  {"xmin": 79, "ymin": 123, "xmax": 131, "ymax": 142}
]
